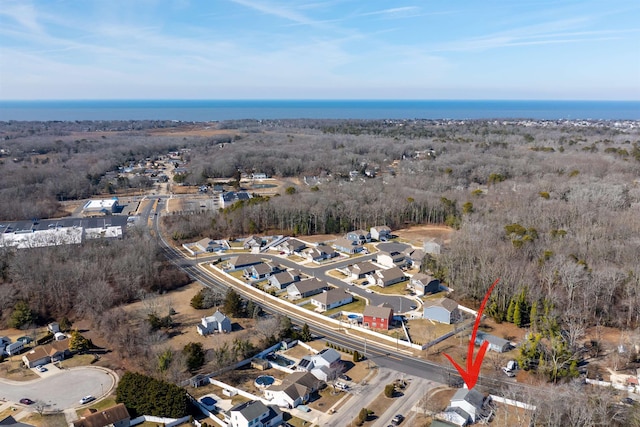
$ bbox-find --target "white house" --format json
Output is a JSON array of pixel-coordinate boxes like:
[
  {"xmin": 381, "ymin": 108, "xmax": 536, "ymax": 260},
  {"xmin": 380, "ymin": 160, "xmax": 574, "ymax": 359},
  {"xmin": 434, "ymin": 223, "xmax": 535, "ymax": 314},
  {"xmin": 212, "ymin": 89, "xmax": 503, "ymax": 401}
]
[
  {"xmin": 228, "ymin": 400, "xmax": 283, "ymax": 427},
  {"xmin": 296, "ymin": 348, "xmax": 342, "ymax": 381},
  {"xmin": 376, "ymin": 251, "xmax": 407, "ymax": 268},
  {"xmin": 446, "ymin": 388, "xmax": 487, "ymax": 424},
  {"xmin": 310, "ymin": 288, "xmax": 353, "ymax": 312},
  {"xmin": 197, "ymin": 310, "xmax": 232, "ymax": 335},
  {"xmin": 264, "ymin": 371, "xmax": 322, "ymax": 409},
  {"xmin": 370, "ymin": 226, "xmax": 391, "ymax": 241}
]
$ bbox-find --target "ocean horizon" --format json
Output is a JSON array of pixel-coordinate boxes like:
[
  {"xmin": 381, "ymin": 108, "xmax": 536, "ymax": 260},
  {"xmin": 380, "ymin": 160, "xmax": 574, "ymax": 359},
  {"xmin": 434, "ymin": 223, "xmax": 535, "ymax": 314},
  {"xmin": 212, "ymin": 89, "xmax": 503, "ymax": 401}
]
[{"xmin": 0, "ymin": 99, "xmax": 639, "ymax": 122}]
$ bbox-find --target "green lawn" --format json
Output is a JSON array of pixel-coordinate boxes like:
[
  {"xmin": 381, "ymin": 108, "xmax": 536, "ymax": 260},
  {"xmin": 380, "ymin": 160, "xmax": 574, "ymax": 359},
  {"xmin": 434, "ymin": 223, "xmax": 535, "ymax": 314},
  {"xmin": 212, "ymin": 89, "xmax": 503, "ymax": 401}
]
[
  {"xmin": 325, "ymin": 297, "xmax": 366, "ymax": 316},
  {"xmin": 368, "ymin": 280, "xmax": 410, "ymax": 295}
]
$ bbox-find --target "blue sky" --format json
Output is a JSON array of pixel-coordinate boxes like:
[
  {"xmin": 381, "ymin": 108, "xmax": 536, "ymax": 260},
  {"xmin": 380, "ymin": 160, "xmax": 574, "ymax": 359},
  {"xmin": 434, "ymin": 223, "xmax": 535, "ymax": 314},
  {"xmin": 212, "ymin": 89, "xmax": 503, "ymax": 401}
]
[{"xmin": 1, "ymin": 0, "xmax": 639, "ymax": 100}]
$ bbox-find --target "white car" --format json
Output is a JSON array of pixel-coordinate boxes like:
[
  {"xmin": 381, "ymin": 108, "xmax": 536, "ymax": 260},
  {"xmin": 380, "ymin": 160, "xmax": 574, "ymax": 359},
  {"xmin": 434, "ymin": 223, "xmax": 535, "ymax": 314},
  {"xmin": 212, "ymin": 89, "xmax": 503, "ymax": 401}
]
[
  {"xmin": 79, "ymin": 395, "xmax": 95, "ymax": 405},
  {"xmin": 35, "ymin": 365, "xmax": 47, "ymax": 372},
  {"xmin": 502, "ymin": 367, "xmax": 516, "ymax": 377},
  {"xmin": 365, "ymin": 289, "xmax": 373, "ymax": 293}
]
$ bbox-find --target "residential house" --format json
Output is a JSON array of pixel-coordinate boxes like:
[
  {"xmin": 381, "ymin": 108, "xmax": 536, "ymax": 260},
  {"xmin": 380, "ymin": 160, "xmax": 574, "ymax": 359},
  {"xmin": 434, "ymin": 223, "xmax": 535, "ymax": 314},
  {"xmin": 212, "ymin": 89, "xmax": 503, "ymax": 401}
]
[
  {"xmin": 446, "ymin": 388, "xmax": 487, "ymax": 424},
  {"xmin": 228, "ymin": 400, "xmax": 283, "ymax": 427},
  {"xmin": 243, "ymin": 262, "xmax": 281, "ymax": 280},
  {"xmin": 363, "ymin": 304, "xmax": 394, "ymax": 330},
  {"xmin": 423, "ymin": 238, "xmax": 442, "ymax": 255},
  {"xmin": 197, "ymin": 310, "xmax": 232, "ymax": 335},
  {"xmin": 410, "ymin": 273, "xmax": 441, "ymax": 296},
  {"xmin": 287, "ymin": 278, "xmax": 329, "ymax": 300},
  {"xmin": 264, "ymin": 371, "xmax": 323, "ymax": 409},
  {"xmin": 268, "ymin": 270, "xmax": 301, "ymax": 290},
  {"xmin": 367, "ymin": 267, "xmax": 406, "ymax": 288},
  {"xmin": 72, "ymin": 403, "xmax": 131, "ymax": 427},
  {"xmin": 370, "ymin": 226, "xmax": 391, "ymax": 241},
  {"xmin": 333, "ymin": 237, "xmax": 363, "ymax": 254},
  {"xmin": 219, "ymin": 191, "xmax": 252, "ymax": 208},
  {"xmin": 347, "ymin": 262, "xmax": 377, "ymax": 279},
  {"xmin": 21, "ymin": 340, "xmax": 70, "ymax": 368},
  {"xmin": 243, "ymin": 235, "xmax": 264, "ymax": 250},
  {"xmin": 404, "ymin": 248, "xmax": 425, "ymax": 270},
  {"xmin": 310, "ymin": 288, "xmax": 353, "ymax": 312},
  {"xmin": 0, "ymin": 416, "xmax": 36, "ymax": 427},
  {"xmin": 279, "ymin": 238, "xmax": 306, "ymax": 255},
  {"xmin": 345, "ymin": 230, "xmax": 371, "ymax": 244},
  {"xmin": 376, "ymin": 250, "xmax": 407, "ymax": 269},
  {"xmin": 296, "ymin": 348, "xmax": 343, "ymax": 381},
  {"xmin": 251, "ymin": 173, "xmax": 268, "ymax": 180},
  {"xmin": 475, "ymin": 331, "xmax": 511, "ymax": 353},
  {"xmin": 226, "ymin": 254, "xmax": 262, "ymax": 270},
  {"xmin": 423, "ymin": 298, "xmax": 460, "ymax": 324},
  {"xmin": 304, "ymin": 245, "xmax": 338, "ymax": 262},
  {"xmin": 193, "ymin": 238, "xmax": 229, "ymax": 254},
  {"xmin": 47, "ymin": 323, "xmax": 60, "ymax": 333}
]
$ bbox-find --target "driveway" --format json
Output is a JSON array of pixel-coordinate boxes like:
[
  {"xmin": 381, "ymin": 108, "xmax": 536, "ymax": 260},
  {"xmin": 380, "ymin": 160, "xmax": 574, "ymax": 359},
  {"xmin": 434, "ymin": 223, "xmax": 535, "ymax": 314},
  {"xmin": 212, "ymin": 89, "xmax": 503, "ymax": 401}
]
[{"xmin": 0, "ymin": 366, "xmax": 115, "ymax": 410}]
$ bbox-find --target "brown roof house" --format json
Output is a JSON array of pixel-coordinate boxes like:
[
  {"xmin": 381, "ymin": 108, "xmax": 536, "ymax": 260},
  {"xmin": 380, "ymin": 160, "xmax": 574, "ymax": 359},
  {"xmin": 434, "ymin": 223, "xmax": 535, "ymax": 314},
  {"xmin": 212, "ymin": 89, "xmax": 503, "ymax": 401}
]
[
  {"xmin": 72, "ymin": 403, "xmax": 131, "ymax": 427},
  {"xmin": 22, "ymin": 340, "xmax": 70, "ymax": 368}
]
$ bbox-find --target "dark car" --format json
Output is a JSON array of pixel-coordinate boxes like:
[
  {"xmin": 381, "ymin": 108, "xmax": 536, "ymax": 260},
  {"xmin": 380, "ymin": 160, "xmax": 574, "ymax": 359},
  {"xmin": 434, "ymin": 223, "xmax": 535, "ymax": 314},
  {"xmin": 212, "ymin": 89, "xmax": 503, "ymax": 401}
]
[
  {"xmin": 391, "ymin": 414, "xmax": 404, "ymax": 425},
  {"xmin": 20, "ymin": 398, "xmax": 34, "ymax": 405},
  {"xmin": 339, "ymin": 374, "xmax": 351, "ymax": 381}
]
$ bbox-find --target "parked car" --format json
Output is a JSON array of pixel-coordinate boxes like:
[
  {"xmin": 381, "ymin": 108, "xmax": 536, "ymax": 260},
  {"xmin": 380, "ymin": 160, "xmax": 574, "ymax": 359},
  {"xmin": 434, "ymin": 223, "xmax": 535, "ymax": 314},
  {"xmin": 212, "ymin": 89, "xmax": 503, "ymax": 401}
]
[
  {"xmin": 391, "ymin": 414, "xmax": 404, "ymax": 425},
  {"xmin": 339, "ymin": 374, "xmax": 351, "ymax": 381},
  {"xmin": 79, "ymin": 395, "xmax": 95, "ymax": 405},
  {"xmin": 366, "ymin": 289, "xmax": 373, "ymax": 293},
  {"xmin": 335, "ymin": 382, "xmax": 349, "ymax": 390},
  {"xmin": 502, "ymin": 367, "xmax": 516, "ymax": 377},
  {"xmin": 35, "ymin": 365, "xmax": 47, "ymax": 372},
  {"xmin": 19, "ymin": 398, "xmax": 34, "ymax": 405}
]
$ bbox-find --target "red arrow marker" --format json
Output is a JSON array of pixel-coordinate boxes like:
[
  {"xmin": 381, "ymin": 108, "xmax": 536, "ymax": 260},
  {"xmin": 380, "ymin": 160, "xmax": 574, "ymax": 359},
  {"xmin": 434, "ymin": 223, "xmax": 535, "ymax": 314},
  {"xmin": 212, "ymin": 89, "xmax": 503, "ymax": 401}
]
[{"xmin": 443, "ymin": 278, "xmax": 500, "ymax": 390}]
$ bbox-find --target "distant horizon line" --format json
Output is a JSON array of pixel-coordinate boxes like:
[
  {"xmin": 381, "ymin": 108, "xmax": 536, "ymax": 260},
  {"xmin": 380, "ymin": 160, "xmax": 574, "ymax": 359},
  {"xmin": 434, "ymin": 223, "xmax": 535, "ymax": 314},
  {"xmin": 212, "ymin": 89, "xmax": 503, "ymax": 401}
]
[{"xmin": 1, "ymin": 98, "xmax": 639, "ymax": 103}]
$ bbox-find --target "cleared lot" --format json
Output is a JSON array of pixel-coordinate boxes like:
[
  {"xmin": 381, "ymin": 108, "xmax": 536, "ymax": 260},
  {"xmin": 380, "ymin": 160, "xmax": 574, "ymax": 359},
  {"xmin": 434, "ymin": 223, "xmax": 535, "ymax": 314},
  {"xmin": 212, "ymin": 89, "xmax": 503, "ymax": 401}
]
[{"xmin": 0, "ymin": 366, "xmax": 114, "ymax": 410}]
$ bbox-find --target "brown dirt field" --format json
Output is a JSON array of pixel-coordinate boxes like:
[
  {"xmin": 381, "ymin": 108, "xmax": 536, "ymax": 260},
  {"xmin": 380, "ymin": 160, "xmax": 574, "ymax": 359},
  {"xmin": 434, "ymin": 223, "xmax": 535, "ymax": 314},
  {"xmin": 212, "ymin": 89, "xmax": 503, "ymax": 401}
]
[
  {"xmin": 148, "ymin": 125, "xmax": 240, "ymax": 138},
  {"xmin": 393, "ymin": 225, "xmax": 454, "ymax": 246}
]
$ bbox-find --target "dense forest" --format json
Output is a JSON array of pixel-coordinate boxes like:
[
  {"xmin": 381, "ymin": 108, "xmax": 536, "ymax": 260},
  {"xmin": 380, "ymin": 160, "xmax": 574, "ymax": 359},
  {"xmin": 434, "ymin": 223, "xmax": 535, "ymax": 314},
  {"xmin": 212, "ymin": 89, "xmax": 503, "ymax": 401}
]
[{"xmin": 2, "ymin": 119, "xmax": 639, "ymax": 334}]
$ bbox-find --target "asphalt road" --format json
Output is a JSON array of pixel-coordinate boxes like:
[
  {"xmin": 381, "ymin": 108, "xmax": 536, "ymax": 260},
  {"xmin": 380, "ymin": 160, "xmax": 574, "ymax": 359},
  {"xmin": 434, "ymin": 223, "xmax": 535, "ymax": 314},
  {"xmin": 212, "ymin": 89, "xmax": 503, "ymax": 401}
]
[{"xmin": 0, "ymin": 367, "xmax": 114, "ymax": 410}]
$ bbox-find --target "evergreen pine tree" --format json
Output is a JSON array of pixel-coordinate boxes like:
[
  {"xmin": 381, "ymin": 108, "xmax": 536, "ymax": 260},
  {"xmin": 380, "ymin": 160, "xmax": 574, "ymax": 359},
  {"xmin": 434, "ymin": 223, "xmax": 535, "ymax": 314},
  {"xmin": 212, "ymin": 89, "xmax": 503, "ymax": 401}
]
[{"xmin": 506, "ymin": 298, "xmax": 516, "ymax": 323}]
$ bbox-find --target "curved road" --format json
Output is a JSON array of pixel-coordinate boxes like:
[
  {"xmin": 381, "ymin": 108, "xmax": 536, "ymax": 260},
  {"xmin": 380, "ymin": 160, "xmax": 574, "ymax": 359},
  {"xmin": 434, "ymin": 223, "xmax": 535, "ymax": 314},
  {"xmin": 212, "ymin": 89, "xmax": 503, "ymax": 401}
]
[{"xmin": 0, "ymin": 367, "xmax": 115, "ymax": 410}]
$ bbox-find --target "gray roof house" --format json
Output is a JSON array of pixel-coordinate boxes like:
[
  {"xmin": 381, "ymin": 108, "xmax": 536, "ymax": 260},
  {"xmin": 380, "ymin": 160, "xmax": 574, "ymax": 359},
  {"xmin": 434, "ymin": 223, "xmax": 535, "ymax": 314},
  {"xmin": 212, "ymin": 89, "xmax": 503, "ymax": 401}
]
[
  {"xmin": 219, "ymin": 191, "xmax": 252, "ymax": 208},
  {"xmin": 368, "ymin": 267, "xmax": 406, "ymax": 287},
  {"xmin": 243, "ymin": 262, "xmax": 281, "ymax": 279},
  {"xmin": 194, "ymin": 238, "xmax": 229, "ymax": 253},
  {"xmin": 446, "ymin": 388, "xmax": 488, "ymax": 424},
  {"xmin": 226, "ymin": 254, "xmax": 262, "ymax": 270},
  {"xmin": 347, "ymin": 261, "xmax": 378, "ymax": 279},
  {"xmin": 268, "ymin": 270, "xmax": 301, "ymax": 290},
  {"xmin": 197, "ymin": 310, "xmax": 232, "ymax": 335},
  {"xmin": 296, "ymin": 348, "xmax": 342, "ymax": 381},
  {"xmin": 333, "ymin": 237, "xmax": 363, "ymax": 254},
  {"xmin": 404, "ymin": 248, "xmax": 425, "ymax": 269},
  {"xmin": 228, "ymin": 400, "xmax": 283, "ymax": 427},
  {"xmin": 346, "ymin": 229, "xmax": 371, "ymax": 244},
  {"xmin": 475, "ymin": 331, "xmax": 511, "ymax": 353},
  {"xmin": 311, "ymin": 288, "xmax": 353, "ymax": 312},
  {"xmin": 304, "ymin": 245, "xmax": 338, "ymax": 262},
  {"xmin": 423, "ymin": 298, "xmax": 460, "ymax": 324},
  {"xmin": 287, "ymin": 278, "xmax": 329, "ymax": 300},
  {"xmin": 376, "ymin": 250, "xmax": 407, "ymax": 268},
  {"xmin": 410, "ymin": 273, "xmax": 441, "ymax": 295},
  {"xmin": 279, "ymin": 238, "xmax": 306, "ymax": 255},
  {"xmin": 264, "ymin": 371, "xmax": 323, "ymax": 409},
  {"xmin": 370, "ymin": 226, "xmax": 391, "ymax": 241},
  {"xmin": 243, "ymin": 235, "xmax": 264, "ymax": 249}
]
